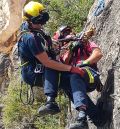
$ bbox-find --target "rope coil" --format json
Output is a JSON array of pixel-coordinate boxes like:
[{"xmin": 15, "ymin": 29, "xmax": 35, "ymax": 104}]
[{"xmin": 20, "ymin": 80, "xmax": 34, "ymax": 105}]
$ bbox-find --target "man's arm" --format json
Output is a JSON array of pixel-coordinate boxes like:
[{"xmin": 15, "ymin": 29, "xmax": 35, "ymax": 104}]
[
  {"xmin": 85, "ymin": 48, "xmax": 103, "ymax": 64},
  {"xmin": 29, "ymin": 34, "xmax": 86, "ymax": 75},
  {"xmin": 35, "ymin": 51, "xmax": 72, "ymax": 71}
]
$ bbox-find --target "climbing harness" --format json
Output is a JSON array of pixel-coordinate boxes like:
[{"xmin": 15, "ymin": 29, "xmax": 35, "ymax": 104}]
[
  {"xmin": 34, "ymin": 63, "xmax": 44, "ymax": 73},
  {"xmin": 19, "ymin": 63, "xmax": 44, "ymax": 105},
  {"xmin": 18, "ymin": 29, "xmax": 50, "ymax": 105}
]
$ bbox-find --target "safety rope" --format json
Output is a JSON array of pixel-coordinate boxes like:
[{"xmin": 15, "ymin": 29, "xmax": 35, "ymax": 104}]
[
  {"xmin": 18, "ymin": 32, "xmax": 34, "ymax": 105},
  {"xmin": 20, "ymin": 79, "xmax": 34, "ymax": 105}
]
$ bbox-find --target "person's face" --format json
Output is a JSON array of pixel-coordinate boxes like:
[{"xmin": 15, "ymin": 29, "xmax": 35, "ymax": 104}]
[
  {"xmin": 62, "ymin": 29, "xmax": 71, "ymax": 37},
  {"xmin": 81, "ymin": 35, "xmax": 89, "ymax": 45},
  {"xmin": 31, "ymin": 23, "xmax": 42, "ymax": 30}
]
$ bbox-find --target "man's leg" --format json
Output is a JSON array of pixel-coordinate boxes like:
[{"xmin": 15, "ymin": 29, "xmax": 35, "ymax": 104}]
[
  {"xmin": 70, "ymin": 74, "xmax": 88, "ymax": 109},
  {"xmin": 69, "ymin": 74, "xmax": 88, "ymax": 129},
  {"xmin": 38, "ymin": 68, "xmax": 60, "ymax": 116},
  {"xmin": 59, "ymin": 72, "xmax": 73, "ymax": 101},
  {"xmin": 44, "ymin": 68, "xmax": 59, "ymax": 98}
]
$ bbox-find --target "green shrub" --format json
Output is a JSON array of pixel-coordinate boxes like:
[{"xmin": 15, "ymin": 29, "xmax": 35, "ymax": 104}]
[
  {"xmin": 42, "ymin": 0, "xmax": 94, "ymax": 34},
  {"xmin": 2, "ymin": 75, "xmax": 35, "ymax": 128}
]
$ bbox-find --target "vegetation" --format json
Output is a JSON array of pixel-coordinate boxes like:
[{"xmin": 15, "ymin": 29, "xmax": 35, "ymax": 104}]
[
  {"xmin": 44, "ymin": 0, "xmax": 94, "ymax": 33},
  {"xmin": 2, "ymin": 0, "xmax": 94, "ymax": 129},
  {"xmin": 3, "ymin": 72, "xmax": 69, "ymax": 129}
]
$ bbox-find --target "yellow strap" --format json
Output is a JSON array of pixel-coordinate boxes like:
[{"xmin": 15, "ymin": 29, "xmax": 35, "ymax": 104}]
[
  {"xmin": 19, "ymin": 61, "xmax": 29, "ymax": 67},
  {"xmin": 85, "ymin": 68, "xmax": 94, "ymax": 83}
]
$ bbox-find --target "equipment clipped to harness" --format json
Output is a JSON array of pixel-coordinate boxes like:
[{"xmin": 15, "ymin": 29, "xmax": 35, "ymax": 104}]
[
  {"xmin": 84, "ymin": 67, "xmax": 94, "ymax": 84},
  {"xmin": 34, "ymin": 63, "xmax": 44, "ymax": 73},
  {"xmin": 20, "ymin": 79, "xmax": 34, "ymax": 105},
  {"xmin": 81, "ymin": 66, "xmax": 103, "ymax": 92},
  {"xmin": 19, "ymin": 63, "xmax": 44, "ymax": 105}
]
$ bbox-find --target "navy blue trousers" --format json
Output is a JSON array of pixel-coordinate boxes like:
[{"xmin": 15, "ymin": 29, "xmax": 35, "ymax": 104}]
[{"xmin": 44, "ymin": 67, "xmax": 100, "ymax": 123}]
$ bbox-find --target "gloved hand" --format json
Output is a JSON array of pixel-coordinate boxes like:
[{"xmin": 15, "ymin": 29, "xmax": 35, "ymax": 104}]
[
  {"xmin": 76, "ymin": 61, "xmax": 90, "ymax": 67},
  {"xmin": 70, "ymin": 67, "xmax": 85, "ymax": 77}
]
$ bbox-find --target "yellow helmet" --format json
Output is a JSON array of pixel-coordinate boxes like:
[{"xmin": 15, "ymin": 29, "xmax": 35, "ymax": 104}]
[
  {"xmin": 23, "ymin": 1, "xmax": 45, "ymax": 20},
  {"xmin": 23, "ymin": 1, "xmax": 49, "ymax": 25}
]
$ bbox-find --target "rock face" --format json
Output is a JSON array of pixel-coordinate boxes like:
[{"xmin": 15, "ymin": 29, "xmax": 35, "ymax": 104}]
[
  {"xmin": 0, "ymin": 0, "xmax": 26, "ymax": 89},
  {"xmin": 0, "ymin": 0, "xmax": 26, "ymax": 128},
  {"xmin": 0, "ymin": 0, "xmax": 26, "ymax": 95},
  {"xmin": 89, "ymin": 0, "xmax": 120, "ymax": 128},
  {"xmin": 0, "ymin": 0, "xmax": 25, "ymax": 53},
  {"xmin": 0, "ymin": 0, "xmax": 8, "ymax": 30},
  {"xmin": 67, "ymin": 0, "xmax": 120, "ymax": 129},
  {"xmin": 83, "ymin": 0, "xmax": 120, "ymax": 128}
]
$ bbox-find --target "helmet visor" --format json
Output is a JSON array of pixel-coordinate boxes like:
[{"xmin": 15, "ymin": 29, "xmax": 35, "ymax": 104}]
[{"xmin": 31, "ymin": 11, "xmax": 49, "ymax": 25}]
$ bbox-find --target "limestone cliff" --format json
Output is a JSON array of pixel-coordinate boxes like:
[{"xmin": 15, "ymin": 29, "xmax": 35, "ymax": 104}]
[
  {"xmin": 88, "ymin": 0, "xmax": 120, "ymax": 128},
  {"xmin": 0, "ymin": 0, "xmax": 24, "ymax": 53},
  {"xmin": 81, "ymin": 0, "xmax": 120, "ymax": 128},
  {"xmin": 0, "ymin": 0, "xmax": 25, "ymax": 128}
]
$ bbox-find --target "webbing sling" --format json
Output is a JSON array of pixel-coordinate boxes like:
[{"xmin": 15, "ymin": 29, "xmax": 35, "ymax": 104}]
[
  {"xmin": 17, "ymin": 31, "xmax": 32, "ymax": 67},
  {"xmin": 84, "ymin": 67, "xmax": 94, "ymax": 84},
  {"xmin": 70, "ymin": 41, "xmax": 97, "ymax": 84},
  {"xmin": 19, "ymin": 61, "xmax": 29, "ymax": 67}
]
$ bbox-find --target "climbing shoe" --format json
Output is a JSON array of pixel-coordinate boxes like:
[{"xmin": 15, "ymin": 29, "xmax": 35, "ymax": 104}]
[
  {"xmin": 38, "ymin": 101, "xmax": 61, "ymax": 116},
  {"xmin": 69, "ymin": 116, "xmax": 88, "ymax": 129}
]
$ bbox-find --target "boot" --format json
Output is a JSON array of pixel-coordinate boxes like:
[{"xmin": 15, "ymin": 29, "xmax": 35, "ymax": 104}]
[
  {"xmin": 38, "ymin": 97, "xmax": 60, "ymax": 116},
  {"xmin": 69, "ymin": 110, "xmax": 88, "ymax": 129}
]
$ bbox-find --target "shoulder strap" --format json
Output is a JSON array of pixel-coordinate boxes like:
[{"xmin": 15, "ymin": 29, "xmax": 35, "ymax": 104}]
[
  {"xmin": 32, "ymin": 30, "xmax": 53, "ymax": 51},
  {"xmin": 17, "ymin": 30, "xmax": 32, "ymax": 57},
  {"xmin": 17, "ymin": 30, "xmax": 33, "ymax": 42}
]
